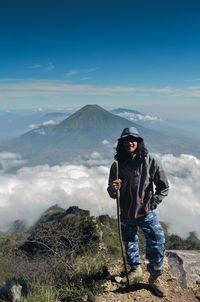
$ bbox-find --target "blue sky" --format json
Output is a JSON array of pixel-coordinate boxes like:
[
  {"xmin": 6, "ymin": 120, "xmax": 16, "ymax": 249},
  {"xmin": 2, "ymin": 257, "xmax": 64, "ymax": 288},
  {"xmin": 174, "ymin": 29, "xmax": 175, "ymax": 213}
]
[{"xmin": 0, "ymin": 0, "xmax": 200, "ymax": 119}]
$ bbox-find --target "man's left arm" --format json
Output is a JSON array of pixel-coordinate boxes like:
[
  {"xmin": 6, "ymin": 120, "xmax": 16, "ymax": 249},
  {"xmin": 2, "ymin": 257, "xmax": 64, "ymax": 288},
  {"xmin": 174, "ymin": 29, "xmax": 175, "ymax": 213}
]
[{"xmin": 151, "ymin": 158, "xmax": 169, "ymax": 209}]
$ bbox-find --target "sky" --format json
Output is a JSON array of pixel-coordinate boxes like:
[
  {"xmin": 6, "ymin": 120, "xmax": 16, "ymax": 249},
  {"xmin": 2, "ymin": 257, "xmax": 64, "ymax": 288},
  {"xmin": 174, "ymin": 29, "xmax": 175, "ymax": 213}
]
[
  {"xmin": 0, "ymin": 0, "xmax": 200, "ymax": 119},
  {"xmin": 0, "ymin": 151, "xmax": 199, "ymax": 239}
]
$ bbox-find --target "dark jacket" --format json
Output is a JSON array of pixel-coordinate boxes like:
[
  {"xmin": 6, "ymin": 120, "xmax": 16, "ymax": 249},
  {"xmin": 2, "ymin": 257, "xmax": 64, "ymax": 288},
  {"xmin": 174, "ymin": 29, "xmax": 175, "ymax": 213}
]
[{"xmin": 107, "ymin": 153, "xmax": 169, "ymax": 221}]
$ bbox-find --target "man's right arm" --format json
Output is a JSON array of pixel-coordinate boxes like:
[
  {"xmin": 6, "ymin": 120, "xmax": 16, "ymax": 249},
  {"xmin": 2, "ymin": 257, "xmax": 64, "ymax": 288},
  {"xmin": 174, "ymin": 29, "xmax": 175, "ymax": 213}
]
[{"xmin": 107, "ymin": 163, "xmax": 122, "ymax": 199}]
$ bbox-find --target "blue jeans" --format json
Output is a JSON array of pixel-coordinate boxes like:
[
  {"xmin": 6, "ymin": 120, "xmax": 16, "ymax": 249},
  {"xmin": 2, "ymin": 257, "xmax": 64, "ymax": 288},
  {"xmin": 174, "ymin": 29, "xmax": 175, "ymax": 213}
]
[{"xmin": 121, "ymin": 211, "xmax": 165, "ymax": 276}]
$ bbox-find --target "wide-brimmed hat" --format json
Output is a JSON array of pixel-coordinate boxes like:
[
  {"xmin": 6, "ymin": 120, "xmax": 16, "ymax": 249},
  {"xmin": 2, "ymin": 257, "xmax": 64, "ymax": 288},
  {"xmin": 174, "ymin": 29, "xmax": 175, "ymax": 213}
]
[{"xmin": 118, "ymin": 127, "xmax": 143, "ymax": 141}]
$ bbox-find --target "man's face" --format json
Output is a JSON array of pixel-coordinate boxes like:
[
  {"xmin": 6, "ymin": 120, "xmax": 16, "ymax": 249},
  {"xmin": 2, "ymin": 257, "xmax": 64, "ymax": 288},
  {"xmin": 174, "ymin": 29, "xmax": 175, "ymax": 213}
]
[{"xmin": 122, "ymin": 136, "xmax": 138, "ymax": 155}]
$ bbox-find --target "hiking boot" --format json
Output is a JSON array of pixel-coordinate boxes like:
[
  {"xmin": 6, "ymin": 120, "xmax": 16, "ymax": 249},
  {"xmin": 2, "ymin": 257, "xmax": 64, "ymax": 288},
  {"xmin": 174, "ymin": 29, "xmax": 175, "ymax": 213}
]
[
  {"xmin": 149, "ymin": 275, "xmax": 168, "ymax": 297},
  {"xmin": 120, "ymin": 266, "xmax": 143, "ymax": 284}
]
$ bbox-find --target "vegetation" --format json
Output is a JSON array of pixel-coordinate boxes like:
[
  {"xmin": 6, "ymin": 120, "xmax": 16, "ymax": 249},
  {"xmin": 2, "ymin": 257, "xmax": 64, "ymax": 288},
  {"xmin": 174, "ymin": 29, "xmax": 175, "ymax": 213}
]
[
  {"xmin": 0, "ymin": 205, "xmax": 199, "ymax": 301},
  {"xmin": 0, "ymin": 206, "xmax": 111, "ymax": 302}
]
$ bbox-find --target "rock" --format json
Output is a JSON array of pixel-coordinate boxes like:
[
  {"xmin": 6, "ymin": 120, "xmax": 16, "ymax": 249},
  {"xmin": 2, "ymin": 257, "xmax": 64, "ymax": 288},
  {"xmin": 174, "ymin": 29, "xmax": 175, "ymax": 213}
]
[
  {"xmin": 65, "ymin": 206, "xmax": 90, "ymax": 217},
  {"xmin": 114, "ymin": 276, "xmax": 123, "ymax": 283},
  {"xmin": 0, "ymin": 278, "xmax": 27, "ymax": 302},
  {"xmin": 166, "ymin": 250, "xmax": 200, "ymax": 289}
]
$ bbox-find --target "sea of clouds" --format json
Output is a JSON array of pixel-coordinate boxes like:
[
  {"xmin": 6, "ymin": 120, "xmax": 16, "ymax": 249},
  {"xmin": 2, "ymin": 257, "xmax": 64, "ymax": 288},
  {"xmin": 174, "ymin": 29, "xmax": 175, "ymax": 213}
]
[{"xmin": 0, "ymin": 151, "xmax": 199, "ymax": 239}]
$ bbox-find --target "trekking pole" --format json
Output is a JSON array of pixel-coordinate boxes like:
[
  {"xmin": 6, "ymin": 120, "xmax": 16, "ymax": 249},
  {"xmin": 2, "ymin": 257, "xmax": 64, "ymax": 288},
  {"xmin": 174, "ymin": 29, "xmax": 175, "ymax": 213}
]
[{"xmin": 115, "ymin": 160, "xmax": 130, "ymax": 287}]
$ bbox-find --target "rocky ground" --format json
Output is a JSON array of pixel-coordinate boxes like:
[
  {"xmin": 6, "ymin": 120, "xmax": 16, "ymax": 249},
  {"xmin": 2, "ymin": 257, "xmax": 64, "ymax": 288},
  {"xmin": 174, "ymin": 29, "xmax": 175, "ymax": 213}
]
[{"xmin": 95, "ymin": 257, "xmax": 200, "ymax": 302}]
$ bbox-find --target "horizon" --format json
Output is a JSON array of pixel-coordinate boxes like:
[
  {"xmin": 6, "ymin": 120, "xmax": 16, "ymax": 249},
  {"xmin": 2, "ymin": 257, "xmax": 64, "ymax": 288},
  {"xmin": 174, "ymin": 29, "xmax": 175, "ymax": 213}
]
[
  {"xmin": 0, "ymin": 103, "xmax": 200, "ymax": 122},
  {"xmin": 0, "ymin": 103, "xmax": 200, "ymax": 141}
]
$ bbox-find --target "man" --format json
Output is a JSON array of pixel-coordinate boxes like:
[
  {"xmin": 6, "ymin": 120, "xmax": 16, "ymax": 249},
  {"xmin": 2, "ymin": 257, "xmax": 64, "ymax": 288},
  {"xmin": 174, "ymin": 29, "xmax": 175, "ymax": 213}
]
[{"xmin": 107, "ymin": 127, "xmax": 169, "ymax": 297}]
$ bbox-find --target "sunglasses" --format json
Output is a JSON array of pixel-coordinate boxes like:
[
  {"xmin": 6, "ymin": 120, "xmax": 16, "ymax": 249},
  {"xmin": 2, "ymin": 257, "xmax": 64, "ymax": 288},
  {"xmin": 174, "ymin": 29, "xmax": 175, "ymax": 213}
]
[{"xmin": 122, "ymin": 136, "xmax": 138, "ymax": 142}]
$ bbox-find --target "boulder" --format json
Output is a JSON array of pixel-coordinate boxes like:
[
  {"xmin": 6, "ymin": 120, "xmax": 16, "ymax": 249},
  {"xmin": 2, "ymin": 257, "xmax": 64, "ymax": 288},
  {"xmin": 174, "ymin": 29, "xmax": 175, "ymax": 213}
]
[
  {"xmin": 166, "ymin": 250, "xmax": 200, "ymax": 289},
  {"xmin": 0, "ymin": 278, "xmax": 27, "ymax": 302}
]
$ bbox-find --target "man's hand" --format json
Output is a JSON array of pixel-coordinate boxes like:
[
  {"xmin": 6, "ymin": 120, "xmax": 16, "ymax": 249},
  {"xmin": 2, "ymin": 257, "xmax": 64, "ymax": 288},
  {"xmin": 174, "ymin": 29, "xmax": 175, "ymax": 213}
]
[{"xmin": 112, "ymin": 179, "xmax": 122, "ymax": 191}]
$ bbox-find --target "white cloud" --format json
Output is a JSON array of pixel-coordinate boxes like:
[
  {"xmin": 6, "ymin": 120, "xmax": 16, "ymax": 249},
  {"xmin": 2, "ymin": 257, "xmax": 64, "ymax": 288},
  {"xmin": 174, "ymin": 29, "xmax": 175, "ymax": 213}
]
[
  {"xmin": 66, "ymin": 67, "xmax": 98, "ymax": 78},
  {"xmin": 0, "ymin": 152, "xmax": 27, "ymax": 171},
  {"xmin": 143, "ymin": 114, "xmax": 162, "ymax": 122},
  {"xmin": 42, "ymin": 120, "xmax": 57, "ymax": 126},
  {"xmin": 0, "ymin": 163, "xmax": 114, "ymax": 229},
  {"xmin": 32, "ymin": 128, "xmax": 46, "ymax": 135},
  {"xmin": 29, "ymin": 120, "xmax": 57, "ymax": 129},
  {"xmin": 75, "ymin": 152, "xmax": 111, "ymax": 167},
  {"xmin": 0, "ymin": 152, "xmax": 199, "ymax": 240},
  {"xmin": 65, "ymin": 69, "xmax": 80, "ymax": 76},
  {"xmin": 102, "ymin": 140, "xmax": 109, "ymax": 145},
  {"xmin": 34, "ymin": 107, "xmax": 44, "ymax": 112},
  {"xmin": 156, "ymin": 153, "xmax": 200, "ymax": 239},
  {"xmin": 115, "ymin": 111, "xmax": 162, "ymax": 122},
  {"xmin": 91, "ymin": 152, "xmax": 101, "ymax": 159},
  {"xmin": 29, "ymin": 63, "xmax": 55, "ymax": 71},
  {"xmin": 0, "ymin": 79, "xmax": 200, "ymax": 100},
  {"xmin": 29, "ymin": 124, "xmax": 37, "ymax": 129}
]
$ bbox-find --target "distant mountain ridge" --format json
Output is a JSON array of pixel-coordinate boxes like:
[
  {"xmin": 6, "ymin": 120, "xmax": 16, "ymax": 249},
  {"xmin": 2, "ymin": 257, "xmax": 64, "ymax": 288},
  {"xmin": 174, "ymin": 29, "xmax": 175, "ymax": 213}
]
[
  {"xmin": 0, "ymin": 104, "xmax": 199, "ymax": 167},
  {"xmin": 111, "ymin": 107, "xmax": 162, "ymax": 122},
  {"xmin": 111, "ymin": 107, "xmax": 145, "ymax": 116},
  {"xmin": 52, "ymin": 104, "xmax": 149, "ymax": 142},
  {"xmin": 43, "ymin": 112, "xmax": 68, "ymax": 118}
]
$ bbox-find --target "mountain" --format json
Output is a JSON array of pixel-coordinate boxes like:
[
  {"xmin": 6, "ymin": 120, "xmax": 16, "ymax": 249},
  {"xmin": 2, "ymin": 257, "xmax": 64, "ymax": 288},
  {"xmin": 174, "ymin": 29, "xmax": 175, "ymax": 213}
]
[
  {"xmin": 43, "ymin": 112, "xmax": 69, "ymax": 119},
  {"xmin": 51, "ymin": 104, "xmax": 156, "ymax": 143},
  {"xmin": 33, "ymin": 111, "xmax": 70, "ymax": 126},
  {"xmin": 0, "ymin": 104, "xmax": 199, "ymax": 167},
  {"xmin": 110, "ymin": 108, "xmax": 200, "ymax": 139},
  {"xmin": 110, "ymin": 108, "xmax": 162, "ymax": 123},
  {"xmin": 0, "ymin": 111, "xmax": 70, "ymax": 142}
]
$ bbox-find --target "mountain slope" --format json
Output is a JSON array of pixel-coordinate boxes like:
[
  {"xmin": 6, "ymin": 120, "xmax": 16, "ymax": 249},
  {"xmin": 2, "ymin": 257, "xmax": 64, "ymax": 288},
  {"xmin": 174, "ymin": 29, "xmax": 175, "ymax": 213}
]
[
  {"xmin": 52, "ymin": 104, "xmax": 154, "ymax": 142},
  {"xmin": 1, "ymin": 104, "xmax": 199, "ymax": 166}
]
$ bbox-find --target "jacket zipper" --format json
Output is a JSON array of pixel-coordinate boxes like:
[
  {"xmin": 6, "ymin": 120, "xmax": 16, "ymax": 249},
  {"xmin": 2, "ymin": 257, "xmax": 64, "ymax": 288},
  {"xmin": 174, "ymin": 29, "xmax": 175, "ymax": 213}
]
[
  {"xmin": 127, "ymin": 171, "xmax": 133, "ymax": 219},
  {"xmin": 137, "ymin": 167, "xmax": 149, "ymax": 215},
  {"xmin": 141, "ymin": 199, "xmax": 149, "ymax": 215}
]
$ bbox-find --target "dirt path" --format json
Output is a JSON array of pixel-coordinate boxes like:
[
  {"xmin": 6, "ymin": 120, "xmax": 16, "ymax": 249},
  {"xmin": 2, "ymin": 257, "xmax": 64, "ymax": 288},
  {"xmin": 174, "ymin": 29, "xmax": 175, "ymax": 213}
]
[{"xmin": 96, "ymin": 258, "xmax": 200, "ymax": 302}]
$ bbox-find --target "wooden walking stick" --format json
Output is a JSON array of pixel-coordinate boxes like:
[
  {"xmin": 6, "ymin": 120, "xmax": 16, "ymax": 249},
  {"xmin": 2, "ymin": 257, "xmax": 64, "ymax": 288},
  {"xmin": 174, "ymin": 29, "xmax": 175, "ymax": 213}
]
[{"xmin": 115, "ymin": 160, "xmax": 130, "ymax": 287}]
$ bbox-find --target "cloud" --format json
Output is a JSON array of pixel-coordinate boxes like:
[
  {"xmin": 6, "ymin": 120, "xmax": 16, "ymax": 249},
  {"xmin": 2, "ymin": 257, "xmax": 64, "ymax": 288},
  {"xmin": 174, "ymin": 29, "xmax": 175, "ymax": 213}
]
[
  {"xmin": 0, "ymin": 78, "xmax": 200, "ymax": 100},
  {"xmin": 0, "ymin": 80, "xmax": 137, "ymax": 99},
  {"xmin": 29, "ymin": 124, "xmax": 37, "ymax": 129},
  {"xmin": 84, "ymin": 67, "xmax": 99, "ymax": 73},
  {"xmin": 0, "ymin": 152, "xmax": 27, "ymax": 171},
  {"xmin": 29, "ymin": 120, "xmax": 57, "ymax": 130},
  {"xmin": 29, "ymin": 63, "xmax": 55, "ymax": 71},
  {"xmin": 42, "ymin": 120, "xmax": 57, "ymax": 126},
  {"xmin": 0, "ymin": 152, "xmax": 199, "ymax": 240},
  {"xmin": 156, "ymin": 153, "xmax": 200, "ymax": 239},
  {"xmin": 65, "ymin": 69, "xmax": 80, "ymax": 76},
  {"xmin": 80, "ymin": 77, "xmax": 91, "ymax": 81},
  {"xmin": 0, "ymin": 162, "xmax": 114, "ymax": 229},
  {"xmin": 34, "ymin": 107, "xmax": 44, "ymax": 112},
  {"xmin": 32, "ymin": 128, "xmax": 46, "ymax": 135},
  {"xmin": 45, "ymin": 62, "xmax": 55, "ymax": 71},
  {"xmin": 115, "ymin": 111, "xmax": 162, "ymax": 122},
  {"xmin": 66, "ymin": 67, "xmax": 98, "ymax": 77}
]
